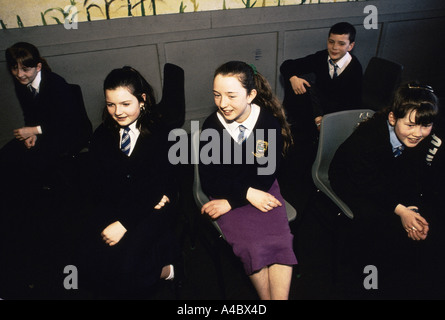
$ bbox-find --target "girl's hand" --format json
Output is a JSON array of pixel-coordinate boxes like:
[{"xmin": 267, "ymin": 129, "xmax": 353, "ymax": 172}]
[
  {"xmin": 24, "ymin": 135, "xmax": 37, "ymax": 149},
  {"xmin": 154, "ymin": 195, "xmax": 170, "ymax": 209},
  {"xmin": 201, "ymin": 199, "xmax": 231, "ymax": 219},
  {"xmin": 246, "ymin": 187, "xmax": 282, "ymax": 213},
  {"xmin": 101, "ymin": 221, "xmax": 127, "ymax": 246},
  {"xmin": 395, "ymin": 205, "xmax": 429, "ymax": 240},
  {"xmin": 14, "ymin": 126, "xmax": 39, "ymax": 141}
]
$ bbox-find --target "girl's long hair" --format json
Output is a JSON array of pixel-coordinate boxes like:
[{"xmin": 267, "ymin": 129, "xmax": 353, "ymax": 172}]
[
  {"xmin": 214, "ymin": 61, "xmax": 293, "ymax": 155},
  {"xmin": 102, "ymin": 66, "xmax": 160, "ymax": 136}
]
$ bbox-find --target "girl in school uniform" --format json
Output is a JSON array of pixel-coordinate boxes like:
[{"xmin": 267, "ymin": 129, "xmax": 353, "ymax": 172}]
[
  {"xmin": 199, "ymin": 61, "xmax": 297, "ymax": 300},
  {"xmin": 80, "ymin": 66, "xmax": 180, "ymax": 298},
  {"xmin": 329, "ymin": 82, "xmax": 444, "ymax": 298},
  {"xmin": 1, "ymin": 42, "xmax": 91, "ymax": 190}
]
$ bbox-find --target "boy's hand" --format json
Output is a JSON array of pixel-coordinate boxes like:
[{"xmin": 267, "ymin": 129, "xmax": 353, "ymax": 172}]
[{"xmin": 289, "ymin": 76, "xmax": 311, "ymax": 95}]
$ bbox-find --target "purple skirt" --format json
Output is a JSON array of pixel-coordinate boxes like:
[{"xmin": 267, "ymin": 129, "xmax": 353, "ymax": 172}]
[{"xmin": 216, "ymin": 180, "xmax": 297, "ymax": 275}]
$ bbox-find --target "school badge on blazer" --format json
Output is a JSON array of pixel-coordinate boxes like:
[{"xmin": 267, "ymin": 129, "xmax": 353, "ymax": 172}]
[{"xmin": 253, "ymin": 140, "xmax": 268, "ymax": 158}]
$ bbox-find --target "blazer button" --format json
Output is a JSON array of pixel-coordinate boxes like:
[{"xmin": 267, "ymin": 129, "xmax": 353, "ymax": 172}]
[{"xmin": 126, "ymin": 174, "xmax": 131, "ymax": 179}]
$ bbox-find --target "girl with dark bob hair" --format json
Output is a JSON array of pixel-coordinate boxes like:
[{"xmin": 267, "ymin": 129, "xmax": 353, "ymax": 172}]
[
  {"xmin": 78, "ymin": 66, "xmax": 182, "ymax": 298},
  {"xmin": 329, "ymin": 82, "xmax": 444, "ymax": 298}
]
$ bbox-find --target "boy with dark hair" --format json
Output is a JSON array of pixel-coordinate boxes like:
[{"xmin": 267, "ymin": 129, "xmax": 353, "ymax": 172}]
[
  {"xmin": 277, "ymin": 22, "xmax": 363, "ymax": 213},
  {"xmin": 281, "ymin": 21, "xmax": 362, "ymax": 132}
]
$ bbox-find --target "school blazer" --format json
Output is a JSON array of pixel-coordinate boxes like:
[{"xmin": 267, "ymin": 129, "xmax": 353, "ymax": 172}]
[
  {"xmin": 87, "ymin": 124, "xmax": 177, "ymax": 231},
  {"xmin": 14, "ymin": 69, "xmax": 91, "ymax": 156},
  {"xmin": 280, "ymin": 49, "xmax": 363, "ymax": 116},
  {"xmin": 199, "ymin": 109, "xmax": 284, "ymax": 209},
  {"xmin": 329, "ymin": 113, "xmax": 442, "ymax": 219}
]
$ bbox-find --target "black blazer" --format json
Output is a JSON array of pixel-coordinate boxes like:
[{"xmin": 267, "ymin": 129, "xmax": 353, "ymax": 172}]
[
  {"xmin": 280, "ymin": 49, "xmax": 363, "ymax": 117},
  {"xmin": 87, "ymin": 125, "xmax": 177, "ymax": 232},
  {"xmin": 14, "ymin": 69, "xmax": 91, "ymax": 157},
  {"xmin": 199, "ymin": 108, "xmax": 283, "ymax": 209},
  {"xmin": 329, "ymin": 113, "xmax": 444, "ymax": 222}
]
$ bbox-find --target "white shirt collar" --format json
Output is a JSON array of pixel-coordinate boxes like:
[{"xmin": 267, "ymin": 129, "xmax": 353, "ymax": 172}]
[
  {"xmin": 217, "ymin": 104, "xmax": 261, "ymax": 140},
  {"xmin": 387, "ymin": 120, "xmax": 404, "ymax": 151},
  {"xmin": 327, "ymin": 52, "xmax": 352, "ymax": 77},
  {"xmin": 29, "ymin": 70, "xmax": 41, "ymax": 93}
]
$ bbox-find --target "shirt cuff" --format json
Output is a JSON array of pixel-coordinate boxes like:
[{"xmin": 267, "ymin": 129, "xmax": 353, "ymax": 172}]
[{"xmin": 37, "ymin": 126, "xmax": 42, "ymax": 134}]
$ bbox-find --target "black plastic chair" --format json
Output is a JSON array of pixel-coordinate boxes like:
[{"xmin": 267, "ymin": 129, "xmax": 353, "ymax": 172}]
[{"xmin": 362, "ymin": 57, "xmax": 403, "ymax": 111}]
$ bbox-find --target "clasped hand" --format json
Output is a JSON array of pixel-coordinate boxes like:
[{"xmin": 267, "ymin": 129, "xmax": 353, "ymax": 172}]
[
  {"xmin": 14, "ymin": 126, "xmax": 38, "ymax": 141},
  {"xmin": 396, "ymin": 205, "xmax": 429, "ymax": 241},
  {"xmin": 101, "ymin": 195, "xmax": 170, "ymax": 246},
  {"xmin": 201, "ymin": 187, "xmax": 282, "ymax": 220}
]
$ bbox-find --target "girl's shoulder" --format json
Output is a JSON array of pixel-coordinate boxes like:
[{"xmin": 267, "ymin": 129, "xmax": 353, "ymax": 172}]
[
  {"xmin": 255, "ymin": 107, "xmax": 281, "ymax": 130},
  {"xmin": 202, "ymin": 110, "xmax": 222, "ymax": 130}
]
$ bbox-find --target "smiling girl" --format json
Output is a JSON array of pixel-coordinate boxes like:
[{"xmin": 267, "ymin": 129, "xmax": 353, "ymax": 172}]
[
  {"xmin": 79, "ymin": 66, "xmax": 180, "ymax": 298},
  {"xmin": 199, "ymin": 61, "xmax": 297, "ymax": 300},
  {"xmin": 329, "ymin": 82, "xmax": 442, "ymax": 297}
]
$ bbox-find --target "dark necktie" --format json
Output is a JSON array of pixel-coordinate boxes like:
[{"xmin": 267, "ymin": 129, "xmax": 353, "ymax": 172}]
[
  {"xmin": 329, "ymin": 59, "xmax": 339, "ymax": 78},
  {"xmin": 28, "ymin": 84, "xmax": 37, "ymax": 97},
  {"xmin": 121, "ymin": 127, "xmax": 131, "ymax": 156},
  {"xmin": 393, "ymin": 145, "xmax": 404, "ymax": 158}
]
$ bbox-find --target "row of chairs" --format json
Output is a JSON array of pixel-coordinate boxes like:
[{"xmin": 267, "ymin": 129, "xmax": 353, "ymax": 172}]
[{"xmin": 192, "ymin": 108, "xmax": 374, "ymax": 235}]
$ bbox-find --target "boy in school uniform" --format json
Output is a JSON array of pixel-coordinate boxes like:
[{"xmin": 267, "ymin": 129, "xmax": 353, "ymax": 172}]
[
  {"xmin": 280, "ymin": 21, "xmax": 363, "ymax": 132},
  {"xmin": 277, "ymin": 22, "xmax": 363, "ymax": 214}
]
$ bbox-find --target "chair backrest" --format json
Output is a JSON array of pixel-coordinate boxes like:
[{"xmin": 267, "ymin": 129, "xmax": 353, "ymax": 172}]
[
  {"xmin": 68, "ymin": 84, "xmax": 93, "ymax": 155},
  {"xmin": 312, "ymin": 109, "xmax": 375, "ymax": 219},
  {"xmin": 362, "ymin": 56, "xmax": 403, "ymax": 111}
]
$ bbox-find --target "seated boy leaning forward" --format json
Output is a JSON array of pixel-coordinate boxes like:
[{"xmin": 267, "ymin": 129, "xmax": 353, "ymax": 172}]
[{"xmin": 280, "ymin": 22, "xmax": 363, "ymax": 134}]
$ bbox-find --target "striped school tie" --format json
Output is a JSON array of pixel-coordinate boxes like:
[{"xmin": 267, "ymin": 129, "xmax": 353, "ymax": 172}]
[
  {"xmin": 393, "ymin": 145, "xmax": 404, "ymax": 158},
  {"xmin": 121, "ymin": 127, "xmax": 131, "ymax": 156},
  {"xmin": 329, "ymin": 59, "xmax": 339, "ymax": 78},
  {"xmin": 238, "ymin": 125, "xmax": 246, "ymax": 144}
]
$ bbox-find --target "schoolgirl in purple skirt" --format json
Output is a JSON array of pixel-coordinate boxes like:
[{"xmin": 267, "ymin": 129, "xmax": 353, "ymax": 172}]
[{"xmin": 200, "ymin": 61, "xmax": 297, "ymax": 300}]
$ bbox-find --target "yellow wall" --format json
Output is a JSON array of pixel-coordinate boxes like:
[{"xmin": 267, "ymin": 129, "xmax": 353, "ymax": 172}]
[{"xmin": 0, "ymin": 0, "xmax": 367, "ymax": 29}]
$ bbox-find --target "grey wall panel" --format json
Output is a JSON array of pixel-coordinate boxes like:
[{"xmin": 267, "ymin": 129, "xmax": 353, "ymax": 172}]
[
  {"xmin": 46, "ymin": 45, "xmax": 161, "ymax": 131},
  {"xmin": 283, "ymin": 24, "xmax": 380, "ymax": 73},
  {"xmin": 379, "ymin": 17, "xmax": 445, "ymax": 90},
  {"xmin": 164, "ymin": 32, "xmax": 278, "ymax": 128}
]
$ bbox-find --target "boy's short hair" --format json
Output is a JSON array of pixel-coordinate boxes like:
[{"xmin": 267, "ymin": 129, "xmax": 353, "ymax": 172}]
[
  {"xmin": 329, "ymin": 22, "xmax": 356, "ymax": 43},
  {"xmin": 391, "ymin": 82, "xmax": 439, "ymax": 126}
]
